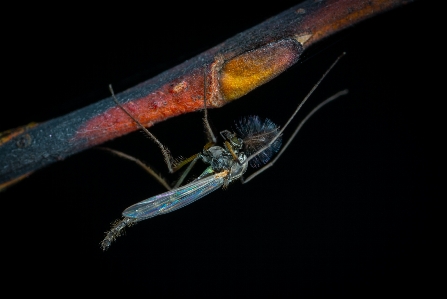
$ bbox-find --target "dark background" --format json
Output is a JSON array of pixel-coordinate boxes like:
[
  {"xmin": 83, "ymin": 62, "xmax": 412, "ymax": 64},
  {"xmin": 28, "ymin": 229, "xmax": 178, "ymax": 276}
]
[{"xmin": 0, "ymin": 1, "xmax": 440, "ymax": 297}]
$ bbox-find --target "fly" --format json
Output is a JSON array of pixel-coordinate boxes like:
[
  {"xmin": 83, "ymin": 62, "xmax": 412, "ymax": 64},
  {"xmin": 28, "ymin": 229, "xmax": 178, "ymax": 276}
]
[{"xmin": 101, "ymin": 53, "xmax": 348, "ymax": 250}]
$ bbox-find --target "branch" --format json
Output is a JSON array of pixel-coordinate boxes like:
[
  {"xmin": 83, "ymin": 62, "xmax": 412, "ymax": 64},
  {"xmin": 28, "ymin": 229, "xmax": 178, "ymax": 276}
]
[{"xmin": 0, "ymin": 0, "xmax": 413, "ymax": 186}]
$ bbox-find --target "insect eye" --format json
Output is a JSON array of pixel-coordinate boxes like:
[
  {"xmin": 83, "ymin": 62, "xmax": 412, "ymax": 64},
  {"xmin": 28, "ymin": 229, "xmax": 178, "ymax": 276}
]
[
  {"xmin": 230, "ymin": 136, "xmax": 243, "ymax": 149},
  {"xmin": 220, "ymin": 130, "xmax": 232, "ymax": 141}
]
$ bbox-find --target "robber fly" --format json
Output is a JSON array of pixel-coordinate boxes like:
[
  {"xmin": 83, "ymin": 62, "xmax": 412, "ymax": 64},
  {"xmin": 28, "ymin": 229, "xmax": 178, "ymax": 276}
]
[{"xmin": 100, "ymin": 53, "xmax": 348, "ymax": 250}]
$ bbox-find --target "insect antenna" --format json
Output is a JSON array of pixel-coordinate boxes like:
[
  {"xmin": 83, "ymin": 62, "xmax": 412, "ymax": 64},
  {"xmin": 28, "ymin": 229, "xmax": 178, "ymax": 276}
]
[{"xmin": 244, "ymin": 52, "xmax": 346, "ymax": 166}]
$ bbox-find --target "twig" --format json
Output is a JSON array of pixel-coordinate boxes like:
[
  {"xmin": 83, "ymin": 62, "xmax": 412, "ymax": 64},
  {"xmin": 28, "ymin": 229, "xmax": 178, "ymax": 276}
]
[{"xmin": 0, "ymin": 0, "xmax": 414, "ymax": 186}]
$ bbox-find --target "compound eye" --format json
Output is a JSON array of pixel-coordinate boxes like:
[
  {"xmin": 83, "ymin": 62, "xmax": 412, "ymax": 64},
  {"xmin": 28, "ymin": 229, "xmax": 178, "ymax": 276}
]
[
  {"xmin": 229, "ymin": 136, "xmax": 242, "ymax": 148},
  {"xmin": 220, "ymin": 130, "xmax": 235, "ymax": 141}
]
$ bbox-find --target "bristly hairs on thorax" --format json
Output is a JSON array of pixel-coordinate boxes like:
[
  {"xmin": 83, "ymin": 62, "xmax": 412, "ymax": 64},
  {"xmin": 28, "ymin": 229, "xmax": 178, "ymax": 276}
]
[{"xmin": 235, "ymin": 116, "xmax": 282, "ymax": 168}]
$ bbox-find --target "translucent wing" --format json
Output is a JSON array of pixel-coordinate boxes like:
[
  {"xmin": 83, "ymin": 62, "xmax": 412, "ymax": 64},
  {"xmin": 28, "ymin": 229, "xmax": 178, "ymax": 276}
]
[{"xmin": 122, "ymin": 170, "xmax": 228, "ymax": 221}]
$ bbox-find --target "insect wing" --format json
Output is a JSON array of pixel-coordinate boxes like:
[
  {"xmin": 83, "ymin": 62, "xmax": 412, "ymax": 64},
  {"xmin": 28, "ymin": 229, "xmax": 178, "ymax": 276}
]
[{"xmin": 122, "ymin": 172, "xmax": 227, "ymax": 221}]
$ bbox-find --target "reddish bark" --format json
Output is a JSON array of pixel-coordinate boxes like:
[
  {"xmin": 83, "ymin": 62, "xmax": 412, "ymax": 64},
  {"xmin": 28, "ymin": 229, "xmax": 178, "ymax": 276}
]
[{"xmin": 0, "ymin": 0, "xmax": 414, "ymax": 186}]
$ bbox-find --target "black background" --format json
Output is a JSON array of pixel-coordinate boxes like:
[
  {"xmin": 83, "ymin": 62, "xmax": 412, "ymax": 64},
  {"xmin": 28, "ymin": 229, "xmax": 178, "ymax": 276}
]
[{"xmin": 0, "ymin": 1, "xmax": 440, "ymax": 297}]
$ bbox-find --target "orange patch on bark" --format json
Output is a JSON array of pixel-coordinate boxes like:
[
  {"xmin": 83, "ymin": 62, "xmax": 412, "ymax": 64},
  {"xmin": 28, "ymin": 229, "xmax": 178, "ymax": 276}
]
[{"xmin": 220, "ymin": 39, "xmax": 301, "ymax": 101}]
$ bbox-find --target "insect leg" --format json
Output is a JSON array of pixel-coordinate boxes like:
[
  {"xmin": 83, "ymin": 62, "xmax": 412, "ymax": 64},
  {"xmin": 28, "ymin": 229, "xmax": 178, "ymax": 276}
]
[
  {"xmin": 109, "ymin": 85, "xmax": 177, "ymax": 173},
  {"xmin": 170, "ymin": 140, "xmax": 215, "ymax": 188},
  {"xmin": 202, "ymin": 65, "xmax": 217, "ymax": 143},
  {"xmin": 172, "ymin": 155, "xmax": 200, "ymax": 188},
  {"xmin": 167, "ymin": 68, "xmax": 220, "ymax": 188},
  {"xmin": 97, "ymin": 147, "xmax": 172, "ymax": 190},
  {"xmin": 241, "ymin": 89, "xmax": 348, "ymax": 184}
]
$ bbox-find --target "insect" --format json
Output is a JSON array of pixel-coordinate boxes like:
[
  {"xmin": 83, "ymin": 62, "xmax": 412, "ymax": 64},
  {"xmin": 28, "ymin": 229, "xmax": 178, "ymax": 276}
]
[{"xmin": 100, "ymin": 53, "xmax": 348, "ymax": 250}]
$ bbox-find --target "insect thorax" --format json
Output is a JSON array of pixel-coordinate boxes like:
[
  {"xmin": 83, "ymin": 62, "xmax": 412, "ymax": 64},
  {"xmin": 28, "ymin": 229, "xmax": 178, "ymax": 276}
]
[{"xmin": 200, "ymin": 142, "xmax": 248, "ymax": 184}]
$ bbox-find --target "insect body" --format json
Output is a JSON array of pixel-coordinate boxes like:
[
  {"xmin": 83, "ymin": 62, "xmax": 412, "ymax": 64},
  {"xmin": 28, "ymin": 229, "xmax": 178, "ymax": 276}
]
[
  {"xmin": 124, "ymin": 118, "xmax": 282, "ymax": 218},
  {"xmin": 101, "ymin": 53, "xmax": 347, "ymax": 251},
  {"xmin": 101, "ymin": 117, "xmax": 281, "ymax": 250}
]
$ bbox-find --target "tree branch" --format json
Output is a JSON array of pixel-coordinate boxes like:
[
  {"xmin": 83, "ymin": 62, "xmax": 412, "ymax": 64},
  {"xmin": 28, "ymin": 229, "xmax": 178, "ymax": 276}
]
[{"xmin": 0, "ymin": 0, "xmax": 413, "ymax": 186}]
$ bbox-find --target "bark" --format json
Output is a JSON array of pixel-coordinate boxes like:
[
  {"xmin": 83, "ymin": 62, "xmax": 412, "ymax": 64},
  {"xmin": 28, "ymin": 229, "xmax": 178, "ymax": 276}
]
[{"xmin": 0, "ymin": 0, "xmax": 414, "ymax": 186}]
